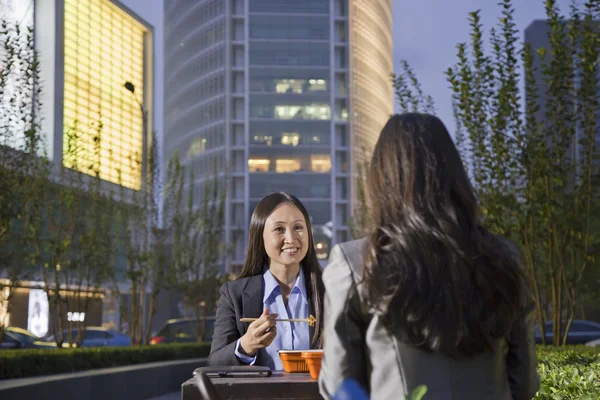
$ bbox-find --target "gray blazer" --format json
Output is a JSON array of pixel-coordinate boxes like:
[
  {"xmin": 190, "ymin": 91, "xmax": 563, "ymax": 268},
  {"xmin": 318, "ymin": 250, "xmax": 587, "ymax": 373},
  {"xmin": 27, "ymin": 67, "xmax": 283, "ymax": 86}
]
[{"xmin": 318, "ymin": 238, "xmax": 540, "ymax": 400}]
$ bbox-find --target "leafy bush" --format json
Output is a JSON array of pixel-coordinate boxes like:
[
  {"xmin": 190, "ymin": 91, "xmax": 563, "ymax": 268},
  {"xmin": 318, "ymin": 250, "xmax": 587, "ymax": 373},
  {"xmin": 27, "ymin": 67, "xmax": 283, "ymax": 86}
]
[
  {"xmin": 0, "ymin": 342, "xmax": 211, "ymax": 379},
  {"xmin": 535, "ymin": 345, "xmax": 600, "ymax": 400},
  {"xmin": 1, "ymin": 343, "xmax": 599, "ymax": 399}
]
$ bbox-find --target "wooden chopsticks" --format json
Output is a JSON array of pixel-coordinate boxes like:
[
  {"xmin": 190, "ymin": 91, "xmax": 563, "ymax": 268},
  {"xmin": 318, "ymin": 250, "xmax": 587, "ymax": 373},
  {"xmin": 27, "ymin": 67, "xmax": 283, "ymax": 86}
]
[{"xmin": 240, "ymin": 314, "xmax": 316, "ymax": 327}]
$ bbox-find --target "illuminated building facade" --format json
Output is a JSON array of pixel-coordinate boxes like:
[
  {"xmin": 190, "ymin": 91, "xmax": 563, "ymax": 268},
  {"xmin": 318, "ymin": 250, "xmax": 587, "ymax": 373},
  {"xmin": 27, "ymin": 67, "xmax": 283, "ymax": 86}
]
[
  {"xmin": 164, "ymin": 0, "xmax": 392, "ymax": 270},
  {"xmin": 348, "ymin": 0, "xmax": 394, "ymax": 166},
  {"xmin": 0, "ymin": 0, "xmax": 153, "ymax": 331},
  {"xmin": 35, "ymin": 0, "xmax": 154, "ymax": 190}
]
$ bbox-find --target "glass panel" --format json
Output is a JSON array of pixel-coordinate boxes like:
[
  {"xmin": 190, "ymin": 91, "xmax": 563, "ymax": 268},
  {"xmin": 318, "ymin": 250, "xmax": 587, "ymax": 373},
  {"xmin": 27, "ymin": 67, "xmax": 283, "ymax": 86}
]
[
  {"xmin": 275, "ymin": 159, "xmax": 301, "ymax": 173},
  {"xmin": 303, "ymin": 201, "xmax": 331, "ymax": 225},
  {"xmin": 248, "ymin": 158, "xmax": 270, "ymax": 172},
  {"xmin": 249, "ymin": 174, "xmax": 330, "ymax": 198},
  {"xmin": 250, "ymin": 121, "xmax": 330, "ymax": 146},
  {"xmin": 249, "ymin": 201, "xmax": 331, "ymax": 226},
  {"xmin": 249, "ymin": 149, "xmax": 331, "ymax": 173},
  {"xmin": 311, "ymin": 155, "xmax": 331, "ymax": 172},
  {"xmin": 249, "ymin": 0, "xmax": 329, "ymax": 13},
  {"xmin": 250, "ymin": 68, "xmax": 329, "ymax": 94},
  {"xmin": 281, "ymin": 133, "xmax": 301, "ymax": 146},
  {"xmin": 250, "ymin": 42, "xmax": 329, "ymax": 66},
  {"xmin": 274, "ymin": 104, "xmax": 330, "ymax": 120},
  {"xmin": 250, "ymin": 15, "xmax": 329, "ymax": 40},
  {"xmin": 250, "ymin": 96, "xmax": 331, "ymax": 120},
  {"xmin": 189, "ymin": 138, "xmax": 207, "ymax": 156}
]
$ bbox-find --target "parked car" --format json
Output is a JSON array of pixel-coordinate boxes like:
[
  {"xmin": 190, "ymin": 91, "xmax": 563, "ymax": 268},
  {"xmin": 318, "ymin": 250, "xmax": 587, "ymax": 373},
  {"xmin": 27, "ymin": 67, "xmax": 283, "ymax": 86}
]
[
  {"xmin": 535, "ymin": 319, "xmax": 600, "ymax": 344},
  {"xmin": 1, "ymin": 327, "xmax": 57, "ymax": 349},
  {"xmin": 150, "ymin": 317, "xmax": 216, "ymax": 345},
  {"xmin": 586, "ymin": 337, "xmax": 600, "ymax": 347},
  {"xmin": 45, "ymin": 326, "xmax": 132, "ymax": 347}
]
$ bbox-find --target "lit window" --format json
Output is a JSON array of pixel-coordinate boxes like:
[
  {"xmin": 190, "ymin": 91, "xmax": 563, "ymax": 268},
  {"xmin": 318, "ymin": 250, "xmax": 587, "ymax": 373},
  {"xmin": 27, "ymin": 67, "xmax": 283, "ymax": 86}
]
[
  {"xmin": 274, "ymin": 104, "xmax": 330, "ymax": 120},
  {"xmin": 275, "ymin": 79, "xmax": 303, "ymax": 94},
  {"xmin": 281, "ymin": 133, "xmax": 300, "ymax": 146},
  {"xmin": 308, "ymin": 79, "xmax": 327, "ymax": 92},
  {"xmin": 253, "ymin": 135, "xmax": 273, "ymax": 145},
  {"xmin": 305, "ymin": 104, "xmax": 331, "ymax": 120},
  {"xmin": 270, "ymin": 78, "xmax": 327, "ymax": 93},
  {"xmin": 311, "ymin": 155, "xmax": 331, "ymax": 173},
  {"xmin": 189, "ymin": 138, "xmax": 207, "ymax": 157},
  {"xmin": 315, "ymin": 241, "xmax": 329, "ymax": 259},
  {"xmin": 275, "ymin": 105, "xmax": 299, "ymax": 119},
  {"xmin": 340, "ymin": 108, "xmax": 348, "ymax": 120},
  {"xmin": 248, "ymin": 158, "xmax": 270, "ymax": 172},
  {"xmin": 276, "ymin": 159, "xmax": 301, "ymax": 173}
]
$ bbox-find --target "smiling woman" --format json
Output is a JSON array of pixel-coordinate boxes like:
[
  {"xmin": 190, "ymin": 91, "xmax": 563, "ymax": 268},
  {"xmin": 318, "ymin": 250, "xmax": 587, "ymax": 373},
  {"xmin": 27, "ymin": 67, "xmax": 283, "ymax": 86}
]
[{"xmin": 208, "ymin": 192, "xmax": 325, "ymax": 371}]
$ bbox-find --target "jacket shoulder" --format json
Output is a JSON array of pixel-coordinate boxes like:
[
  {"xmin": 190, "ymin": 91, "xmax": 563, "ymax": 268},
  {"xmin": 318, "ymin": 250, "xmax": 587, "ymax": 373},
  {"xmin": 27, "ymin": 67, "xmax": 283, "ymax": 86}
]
[{"xmin": 335, "ymin": 238, "xmax": 368, "ymax": 280}]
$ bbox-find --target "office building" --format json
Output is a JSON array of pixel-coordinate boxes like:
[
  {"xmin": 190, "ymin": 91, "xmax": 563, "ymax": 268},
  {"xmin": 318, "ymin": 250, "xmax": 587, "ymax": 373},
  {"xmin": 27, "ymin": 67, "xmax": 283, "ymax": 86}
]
[
  {"xmin": 525, "ymin": 19, "xmax": 600, "ymax": 166},
  {"xmin": 0, "ymin": 0, "xmax": 153, "ymax": 331},
  {"xmin": 164, "ymin": 0, "xmax": 393, "ymax": 271},
  {"xmin": 2, "ymin": 0, "xmax": 154, "ymax": 190}
]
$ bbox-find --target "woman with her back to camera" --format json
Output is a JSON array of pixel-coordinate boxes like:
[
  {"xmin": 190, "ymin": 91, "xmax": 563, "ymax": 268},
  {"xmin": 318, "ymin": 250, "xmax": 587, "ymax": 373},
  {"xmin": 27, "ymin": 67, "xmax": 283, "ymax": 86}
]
[
  {"xmin": 208, "ymin": 192, "xmax": 324, "ymax": 370},
  {"xmin": 319, "ymin": 113, "xmax": 539, "ymax": 399}
]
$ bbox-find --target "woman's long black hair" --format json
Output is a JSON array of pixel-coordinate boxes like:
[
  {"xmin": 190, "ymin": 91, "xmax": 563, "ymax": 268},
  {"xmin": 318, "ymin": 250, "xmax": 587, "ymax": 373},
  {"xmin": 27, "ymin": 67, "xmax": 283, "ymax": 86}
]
[{"xmin": 362, "ymin": 113, "xmax": 526, "ymax": 358}]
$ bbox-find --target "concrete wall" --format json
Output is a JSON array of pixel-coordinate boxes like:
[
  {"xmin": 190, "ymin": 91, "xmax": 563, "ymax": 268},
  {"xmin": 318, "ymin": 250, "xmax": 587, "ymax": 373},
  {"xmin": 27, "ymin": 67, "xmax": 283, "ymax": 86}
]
[{"xmin": 0, "ymin": 358, "xmax": 207, "ymax": 400}]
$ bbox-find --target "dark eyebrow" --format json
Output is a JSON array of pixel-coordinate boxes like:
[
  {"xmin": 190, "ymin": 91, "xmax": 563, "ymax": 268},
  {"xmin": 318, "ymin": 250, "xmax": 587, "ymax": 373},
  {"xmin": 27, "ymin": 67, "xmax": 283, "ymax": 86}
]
[{"xmin": 270, "ymin": 219, "xmax": 305, "ymax": 226}]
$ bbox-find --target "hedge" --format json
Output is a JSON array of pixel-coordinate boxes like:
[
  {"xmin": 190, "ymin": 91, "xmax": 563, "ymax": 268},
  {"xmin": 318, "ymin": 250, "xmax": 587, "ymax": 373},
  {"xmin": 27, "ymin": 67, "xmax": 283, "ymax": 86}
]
[
  {"xmin": 1, "ymin": 343, "xmax": 599, "ymax": 399},
  {"xmin": 0, "ymin": 342, "xmax": 211, "ymax": 379},
  {"xmin": 535, "ymin": 345, "xmax": 600, "ymax": 399}
]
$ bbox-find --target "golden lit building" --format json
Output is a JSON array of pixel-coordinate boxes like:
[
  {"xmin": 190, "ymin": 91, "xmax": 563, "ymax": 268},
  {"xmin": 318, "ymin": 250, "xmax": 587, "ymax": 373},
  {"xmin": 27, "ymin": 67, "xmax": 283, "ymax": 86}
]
[
  {"xmin": 36, "ymin": 0, "xmax": 154, "ymax": 190},
  {"xmin": 348, "ymin": 0, "xmax": 394, "ymax": 177}
]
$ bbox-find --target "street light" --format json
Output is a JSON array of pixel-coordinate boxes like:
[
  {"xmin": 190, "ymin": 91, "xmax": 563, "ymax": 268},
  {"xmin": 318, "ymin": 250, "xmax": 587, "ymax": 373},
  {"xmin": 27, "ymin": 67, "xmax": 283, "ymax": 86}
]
[{"xmin": 123, "ymin": 81, "xmax": 149, "ymax": 190}]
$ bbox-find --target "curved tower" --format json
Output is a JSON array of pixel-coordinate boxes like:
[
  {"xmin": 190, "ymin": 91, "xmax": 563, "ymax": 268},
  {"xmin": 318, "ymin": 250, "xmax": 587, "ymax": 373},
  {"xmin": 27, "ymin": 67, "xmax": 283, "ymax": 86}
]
[{"xmin": 164, "ymin": 0, "xmax": 393, "ymax": 272}]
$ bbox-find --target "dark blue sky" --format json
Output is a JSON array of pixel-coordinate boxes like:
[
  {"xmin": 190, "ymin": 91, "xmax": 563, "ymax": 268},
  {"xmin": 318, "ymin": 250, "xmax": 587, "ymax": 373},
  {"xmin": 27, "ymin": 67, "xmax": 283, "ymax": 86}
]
[{"xmin": 121, "ymin": 0, "xmax": 575, "ymax": 141}]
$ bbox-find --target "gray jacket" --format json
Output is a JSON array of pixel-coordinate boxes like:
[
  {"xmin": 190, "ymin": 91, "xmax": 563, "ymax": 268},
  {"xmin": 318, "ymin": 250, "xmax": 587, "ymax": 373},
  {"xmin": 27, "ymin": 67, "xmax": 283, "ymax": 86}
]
[{"xmin": 318, "ymin": 239, "xmax": 540, "ymax": 400}]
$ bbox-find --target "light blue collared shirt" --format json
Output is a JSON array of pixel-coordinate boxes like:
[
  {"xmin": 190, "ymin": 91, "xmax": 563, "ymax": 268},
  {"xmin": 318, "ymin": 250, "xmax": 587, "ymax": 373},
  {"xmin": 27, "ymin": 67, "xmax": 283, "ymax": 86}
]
[{"xmin": 234, "ymin": 268, "xmax": 310, "ymax": 370}]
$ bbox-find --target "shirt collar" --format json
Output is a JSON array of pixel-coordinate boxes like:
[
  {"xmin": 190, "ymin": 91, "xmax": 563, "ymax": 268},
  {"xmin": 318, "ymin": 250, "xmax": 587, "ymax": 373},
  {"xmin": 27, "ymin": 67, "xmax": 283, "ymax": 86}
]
[{"xmin": 263, "ymin": 267, "xmax": 308, "ymax": 304}]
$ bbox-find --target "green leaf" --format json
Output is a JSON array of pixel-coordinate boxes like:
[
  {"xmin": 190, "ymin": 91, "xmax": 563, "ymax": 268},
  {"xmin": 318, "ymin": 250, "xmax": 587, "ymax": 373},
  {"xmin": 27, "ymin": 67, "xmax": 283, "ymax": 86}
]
[{"xmin": 409, "ymin": 385, "xmax": 428, "ymax": 400}]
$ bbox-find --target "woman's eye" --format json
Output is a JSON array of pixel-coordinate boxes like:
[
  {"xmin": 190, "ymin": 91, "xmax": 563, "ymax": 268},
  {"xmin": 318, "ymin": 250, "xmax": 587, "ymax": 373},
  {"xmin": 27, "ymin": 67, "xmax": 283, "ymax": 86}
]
[
  {"xmin": 295, "ymin": 225, "xmax": 303, "ymax": 230},
  {"xmin": 275, "ymin": 227, "xmax": 284, "ymax": 232}
]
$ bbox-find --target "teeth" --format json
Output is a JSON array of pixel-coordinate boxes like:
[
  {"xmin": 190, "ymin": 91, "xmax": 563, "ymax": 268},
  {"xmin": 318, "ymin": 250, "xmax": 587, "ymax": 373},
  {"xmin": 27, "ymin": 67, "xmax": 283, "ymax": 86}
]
[{"xmin": 282, "ymin": 248, "xmax": 297, "ymax": 253}]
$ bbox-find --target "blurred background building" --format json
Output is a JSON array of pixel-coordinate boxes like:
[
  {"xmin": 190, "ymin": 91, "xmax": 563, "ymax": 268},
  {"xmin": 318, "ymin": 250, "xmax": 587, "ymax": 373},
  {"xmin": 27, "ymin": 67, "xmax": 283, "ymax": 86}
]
[
  {"xmin": 164, "ymin": 0, "xmax": 393, "ymax": 272},
  {"xmin": 0, "ymin": 0, "xmax": 154, "ymax": 334}
]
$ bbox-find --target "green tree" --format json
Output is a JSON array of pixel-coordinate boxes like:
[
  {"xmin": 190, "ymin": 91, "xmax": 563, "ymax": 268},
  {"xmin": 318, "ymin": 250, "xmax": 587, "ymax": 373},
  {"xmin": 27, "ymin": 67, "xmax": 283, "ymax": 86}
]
[
  {"xmin": 30, "ymin": 119, "xmax": 116, "ymax": 347},
  {"xmin": 388, "ymin": 0, "xmax": 600, "ymax": 345},
  {"xmin": 165, "ymin": 153, "xmax": 228, "ymax": 342},
  {"xmin": 0, "ymin": 18, "xmax": 43, "ymax": 341},
  {"xmin": 118, "ymin": 133, "xmax": 160, "ymax": 345}
]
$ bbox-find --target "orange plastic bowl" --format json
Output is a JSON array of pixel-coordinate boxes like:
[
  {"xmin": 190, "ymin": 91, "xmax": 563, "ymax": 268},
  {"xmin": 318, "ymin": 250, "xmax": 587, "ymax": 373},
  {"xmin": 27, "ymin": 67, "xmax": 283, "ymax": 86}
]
[
  {"xmin": 279, "ymin": 350, "xmax": 309, "ymax": 373},
  {"xmin": 301, "ymin": 350, "xmax": 323, "ymax": 380}
]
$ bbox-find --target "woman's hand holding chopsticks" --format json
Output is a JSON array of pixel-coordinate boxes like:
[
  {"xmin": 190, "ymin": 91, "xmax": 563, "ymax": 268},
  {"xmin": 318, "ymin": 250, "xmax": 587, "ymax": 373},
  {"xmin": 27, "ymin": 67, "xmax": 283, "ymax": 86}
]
[{"xmin": 238, "ymin": 307, "xmax": 278, "ymax": 357}]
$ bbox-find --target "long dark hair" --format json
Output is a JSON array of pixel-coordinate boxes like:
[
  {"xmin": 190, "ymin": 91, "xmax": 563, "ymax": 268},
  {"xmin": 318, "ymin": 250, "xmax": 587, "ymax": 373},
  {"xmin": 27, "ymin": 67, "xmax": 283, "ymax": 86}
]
[
  {"xmin": 362, "ymin": 113, "xmax": 525, "ymax": 358},
  {"xmin": 238, "ymin": 192, "xmax": 324, "ymax": 347}
]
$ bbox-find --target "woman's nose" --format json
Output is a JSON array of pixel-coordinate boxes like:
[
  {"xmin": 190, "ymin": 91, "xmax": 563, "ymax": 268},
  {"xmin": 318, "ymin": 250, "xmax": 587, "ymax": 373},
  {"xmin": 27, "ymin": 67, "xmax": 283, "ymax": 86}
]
[{"xmin": 284, "ymin": 230, "xmax": 296, "ymax": 243}]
